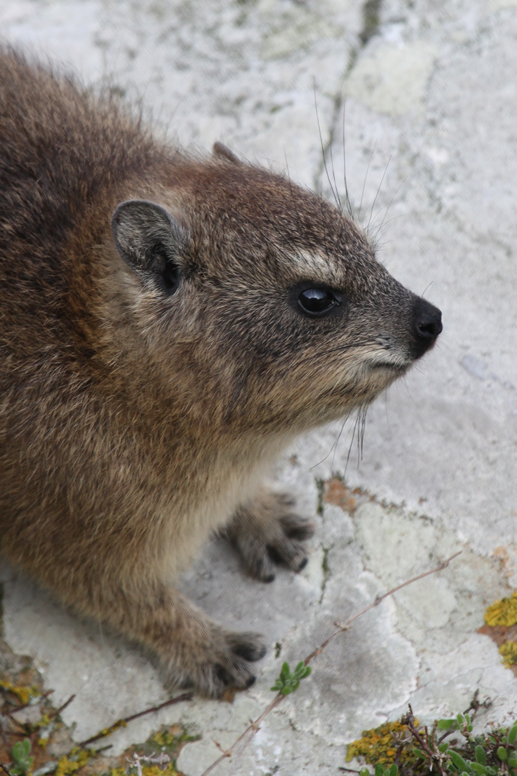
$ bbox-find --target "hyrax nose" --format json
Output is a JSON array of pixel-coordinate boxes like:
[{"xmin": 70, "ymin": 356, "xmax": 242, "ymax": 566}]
[{"xmin": 411, "ymin": 297, "xmax": 443, "ymax": 358}]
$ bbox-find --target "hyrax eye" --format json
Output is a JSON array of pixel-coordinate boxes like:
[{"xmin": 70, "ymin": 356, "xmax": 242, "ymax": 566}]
[{"xmin": 297, "ymin": 287, "xmax": 340, "ymax": 317}]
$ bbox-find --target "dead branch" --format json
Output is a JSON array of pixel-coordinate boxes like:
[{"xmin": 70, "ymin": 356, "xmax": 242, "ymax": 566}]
[
  {"xmin": 403, "ymin": 705, "xmax": 447, "ymax": 776},
  {"xmin": 48, "ymin": 694, "xmax": 75, "ymax": 720},
  {"xmin": 78, "ymin": 691, "xmax": 193, "ymax": 747}
]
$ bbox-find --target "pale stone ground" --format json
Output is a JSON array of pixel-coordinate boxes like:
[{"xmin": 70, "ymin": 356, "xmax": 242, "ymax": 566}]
[{"xmin": 1, "ymin": 0, "xmax": 517, "ymax": 774}]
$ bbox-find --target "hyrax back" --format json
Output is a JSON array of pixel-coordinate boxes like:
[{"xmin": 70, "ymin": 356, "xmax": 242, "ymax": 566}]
[{"xmin": 0, "ymin": 47, "xmax": 442, "ymax": 697}]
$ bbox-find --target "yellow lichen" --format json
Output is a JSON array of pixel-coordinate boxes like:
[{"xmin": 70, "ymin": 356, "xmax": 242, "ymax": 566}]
[
  {"xmin": 151, "ymin": 725, "xmax": 193, "ymax": 751},
  {"xmin": 34, "ymin": 713, "xmax": 51, "ymax": 728},
  {"xmin": 152, "ymin": 730, "xmax": 177, "ymax": 747},
  {"xmin": 346, "ymin": 719, "xmax": 420, "ymax": 766},
  {"xmin": 55, "ymin": 749, "xmax": 91, "ymax": 776},
  {"xmin": 500, "ymin": 640, "xmax": 517, "ymax": 668},
  {"xmin": 141, "ymin": 766, "xmax": 178, "ymax": 776},
  {"xmin": 104, "ymin": 766, "xmax": 177, "ymax": 776},
  {"xmin": 485, "ymin": 591, "xmax": 517, "ymax": 627},
  {"xmin": 0, "ymin": 680, "xmax": 38, "ymax": 706}
]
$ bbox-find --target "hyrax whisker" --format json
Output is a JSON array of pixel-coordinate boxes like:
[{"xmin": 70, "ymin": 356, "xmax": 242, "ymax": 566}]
[
  {"xmin": 370, "ymin": 175, "xmax": 409, "ymax": 246},
  {"xmin": 314, "ymin": 85, "xmax": 342, "ymax": 213},
  {"xmin": 341, "ymin": 98, "xmax": 354, "ymax": 219},
  {"xmin": 310, "ymin": 411, "xmax": 353, "ymax": 471},
  {"xmin": 366, "ymin": 154, "xmax": 392, "ymax": 235},
  {"xmin": 359, "ymin": 140, "xmax": 377, "ymax": 224}
]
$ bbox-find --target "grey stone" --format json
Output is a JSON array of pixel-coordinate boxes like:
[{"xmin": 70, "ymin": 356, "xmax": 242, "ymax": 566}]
[{"xmin": 1, "ymin": 0, "xmax": 517, "ymax": 773}]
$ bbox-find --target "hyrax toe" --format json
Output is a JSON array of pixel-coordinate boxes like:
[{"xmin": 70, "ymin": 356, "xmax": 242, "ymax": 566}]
[
  {"xmin": 224, "ymin": 488, "xmax": 315, "ymax": 581},
  {"xmin": 279, "ymin": 512, "xmax": 315, "ymax": 541},
  {"xmin": 231, "ymin": 533, "xmax": 277, "ymax": 582},
  {"xmin": 178, "ymin": 629, "xmax": 266, "ymax": 698},
  {"xmin": 266, "ymin": 535, "xmax": 309, "ymax": 573},
  {"xmin": 227, "ymin": 630, "xmax": 267, "ymax": 661}
]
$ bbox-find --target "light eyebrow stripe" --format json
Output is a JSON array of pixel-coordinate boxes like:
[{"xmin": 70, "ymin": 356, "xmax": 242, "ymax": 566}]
[{"xmin": 289, "ymin": 249, "xmax": 339, "ymax": 282}]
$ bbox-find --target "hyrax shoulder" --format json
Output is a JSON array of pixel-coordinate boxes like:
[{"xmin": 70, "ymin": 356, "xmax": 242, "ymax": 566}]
[{"xmin": 0, "ymin": 47, "xmax": 442, "ymax": 697}]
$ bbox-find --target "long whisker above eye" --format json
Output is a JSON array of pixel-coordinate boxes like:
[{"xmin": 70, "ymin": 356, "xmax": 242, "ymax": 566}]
[
  {"xmin": 366, "ymin": 154, "xmax": 392, "ymax": 235},
  {"xmin": 314, "ymin": 84, "xmax": 342, "ymax": 213}
]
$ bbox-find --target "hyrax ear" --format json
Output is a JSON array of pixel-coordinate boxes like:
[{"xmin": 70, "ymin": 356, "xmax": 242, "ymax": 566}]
[
  {"xmin": 111, "ymin": 199, "xmax": 189, "ymax": 295},
  {"xmin": 212, "ymin": 141, "xmax": 241, "ymax": 166}
]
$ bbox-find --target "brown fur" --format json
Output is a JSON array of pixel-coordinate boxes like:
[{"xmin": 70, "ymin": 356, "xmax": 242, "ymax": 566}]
[{"xmin": 0, "ymin": 47, "xmax": 442, "ymax": 697}]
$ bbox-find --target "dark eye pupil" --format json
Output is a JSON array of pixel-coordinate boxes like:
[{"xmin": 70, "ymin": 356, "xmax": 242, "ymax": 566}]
[{"xmin": 298, "ymin": 288, "xmax": 335, "ymax": 315}]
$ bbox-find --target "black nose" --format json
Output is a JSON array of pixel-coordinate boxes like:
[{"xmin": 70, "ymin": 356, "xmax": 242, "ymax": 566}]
[{"xmin": 412, "ymin": 297, "xmax": 443, "ymax": 358}]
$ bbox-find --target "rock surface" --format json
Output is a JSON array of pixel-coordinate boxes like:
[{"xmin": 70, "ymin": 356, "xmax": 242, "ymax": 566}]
[{"xmin": 1, "ymin": 0, "xmax": 516, "ymax": 773}]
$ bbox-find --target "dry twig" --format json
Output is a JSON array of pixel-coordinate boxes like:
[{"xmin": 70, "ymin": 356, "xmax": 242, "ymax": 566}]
[
  {"xmin": 403, "ymin": 704, "xmax": 448, "ymax": 776},
  {"xmin": 48, "ymin": 694, "xmax": 75, "ymax": 720},
  {"xmin": 79, "ymin": 692, "xmax": 193, "ymax": 747},
  {"xmin": 199, "ymin": 551, "xmax": 462, "ymax": 776}
]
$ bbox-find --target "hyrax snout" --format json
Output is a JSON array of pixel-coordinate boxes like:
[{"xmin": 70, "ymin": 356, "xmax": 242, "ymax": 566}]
[{"xmin": 0, "ymin": 47, "xmax": 442, "ymax": 697}]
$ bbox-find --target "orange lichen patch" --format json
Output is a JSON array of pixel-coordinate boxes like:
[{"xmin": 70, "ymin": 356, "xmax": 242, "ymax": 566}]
[
  {"xmin": 346, "ymin": 719, "xmax": 421, "ymax": 767},
  {"xmin": 323, "ymin": 477, "xmax": 358, "ymax": 514},
  {"xmin": 484, "ymin": 591, "xmax": 517, "ymax": 627}
]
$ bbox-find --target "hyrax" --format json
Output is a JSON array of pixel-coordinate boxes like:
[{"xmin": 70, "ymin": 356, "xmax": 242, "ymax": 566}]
[{"xmin": 0, "ymin": 47, "xmax": 442, "ymax": 697}]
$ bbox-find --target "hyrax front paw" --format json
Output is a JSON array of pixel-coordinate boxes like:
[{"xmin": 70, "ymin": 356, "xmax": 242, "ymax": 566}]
[
  {"xmin": 163, "ymin": 623, "xmax": 266, "ymax": 699},
  {"xmin": 95, "ymin": 583, "xmax": 266, "ymax": 699},
  {"xmin": 224, "ymin": 489, "xmax": 315, "ymax": 582}
]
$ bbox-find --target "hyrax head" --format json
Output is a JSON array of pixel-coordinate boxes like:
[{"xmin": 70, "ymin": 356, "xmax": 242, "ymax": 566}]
[{"xmin": 111, "ymin": 146, "xmax": 442, "ymax": 435}]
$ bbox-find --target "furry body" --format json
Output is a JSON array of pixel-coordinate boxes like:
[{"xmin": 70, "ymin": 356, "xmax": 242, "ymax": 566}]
[{"xmin": 0, "ymin": 48, "xmax": 442, "ymax": 696}]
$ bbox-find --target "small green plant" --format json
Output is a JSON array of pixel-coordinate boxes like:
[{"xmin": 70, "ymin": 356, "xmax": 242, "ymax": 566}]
[
  {"xmin": 346, "ymin": 703, "xmax": 517, "ymax": 775},
  {"xmin": 433, "ymin": 713, "xmax": 517, "ymax": 774},
  {"xmin": 10, "ymin": 739, "xmax": 34, "ymax": 775},
  {"xmin": 271, "ymin": 661, "xmax": 311, "ymax": 695}
]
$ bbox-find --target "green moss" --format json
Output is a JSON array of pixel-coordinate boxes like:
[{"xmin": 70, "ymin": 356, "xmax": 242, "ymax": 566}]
[
  {"xmin": 315, "ymin": 477, "xmax": 325, "ymax": 516},
  {"xmin": 359, "ymin": 0, "xmax": 383, "ymax": 46},
  {"xmin": 322, "ymin": 547, "xmax": 329, "ymax": 574}
]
